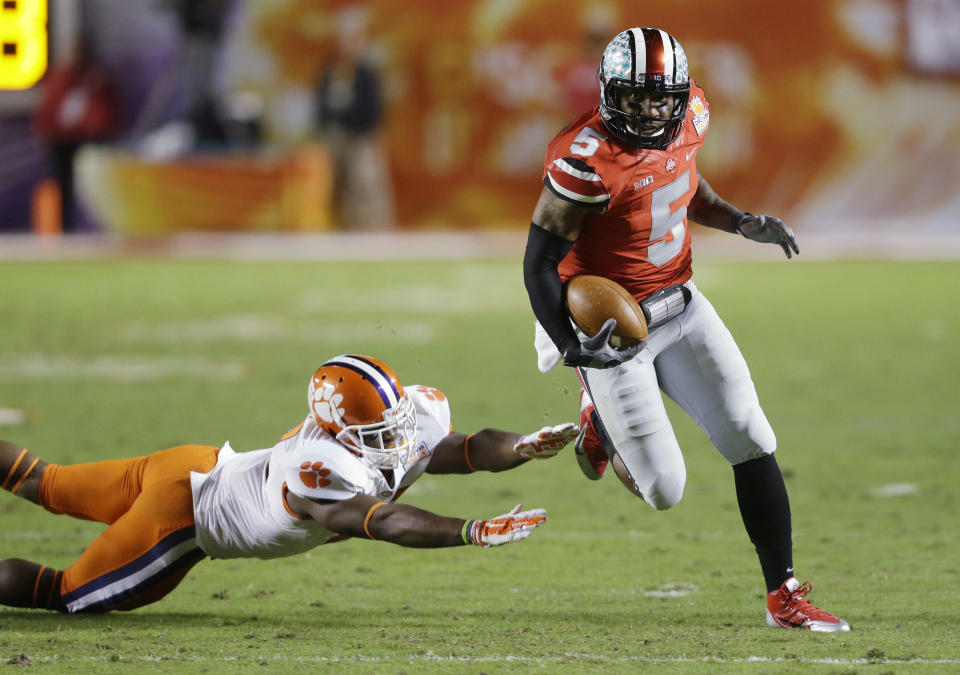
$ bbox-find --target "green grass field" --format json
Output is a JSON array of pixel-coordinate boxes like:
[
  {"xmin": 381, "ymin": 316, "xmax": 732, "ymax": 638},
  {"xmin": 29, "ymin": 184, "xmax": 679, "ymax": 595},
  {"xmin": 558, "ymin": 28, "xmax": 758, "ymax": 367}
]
[{"xmin": 0, "ymin": 257, "xmax": 958, "ymax": 672}]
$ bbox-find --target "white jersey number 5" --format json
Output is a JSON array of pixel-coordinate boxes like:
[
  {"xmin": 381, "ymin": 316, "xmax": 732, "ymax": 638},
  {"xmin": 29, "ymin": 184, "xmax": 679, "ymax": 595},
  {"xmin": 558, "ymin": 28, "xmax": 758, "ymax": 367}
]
[
  {"xmin": 569, "ymin": 127, "xmax": 606, "ymax": 157},
  {"xmin": 648, "ymin": 170, "xmax": 690, "ymax": 267}
]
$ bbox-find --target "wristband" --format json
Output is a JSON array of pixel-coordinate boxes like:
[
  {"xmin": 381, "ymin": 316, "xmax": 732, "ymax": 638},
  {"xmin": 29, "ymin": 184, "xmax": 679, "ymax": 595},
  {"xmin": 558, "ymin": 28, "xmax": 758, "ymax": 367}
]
[
  {"xmin": 362, "ymin": 502, "xmax": 387, "ymax": 540},
  {"xmin": 461, "ymin": 519, "xmax": 479, "ymax": 545},
  {"xmin": 463, "ymin": 434, "xmax": 477, "ymax": 472},
  {"xmin": 732, "ymin": 211, "xmax": 751, "ymax": 235}
]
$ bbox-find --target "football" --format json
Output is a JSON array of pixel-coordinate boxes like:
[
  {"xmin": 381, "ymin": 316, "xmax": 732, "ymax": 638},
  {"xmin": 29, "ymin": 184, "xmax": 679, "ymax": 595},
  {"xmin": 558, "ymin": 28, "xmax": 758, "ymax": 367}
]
[{"xmin": 565, "ymin": 275, "xmax": 648, "ymax": 346}]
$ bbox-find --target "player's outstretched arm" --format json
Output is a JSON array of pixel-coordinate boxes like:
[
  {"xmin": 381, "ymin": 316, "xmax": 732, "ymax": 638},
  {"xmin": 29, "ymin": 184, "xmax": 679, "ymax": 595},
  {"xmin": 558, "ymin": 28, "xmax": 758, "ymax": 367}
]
[
  {"xmin": 425, "ymin": 424, "xmax": 578, "ymax": 475},
  {"xmin": 687, "ymin": 172, "xmax": 742, "ymax": 232},
  {"xmin": 285, "ymin": 493, "xmax": 546, "ymax": 548},
  {"xmin": 688, "ymin": 172, "xmax": 798, "ymax": 258}
]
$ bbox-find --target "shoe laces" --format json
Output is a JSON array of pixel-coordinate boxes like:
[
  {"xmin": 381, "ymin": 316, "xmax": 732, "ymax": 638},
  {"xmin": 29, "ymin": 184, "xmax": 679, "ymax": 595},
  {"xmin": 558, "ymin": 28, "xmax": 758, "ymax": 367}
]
[{"xmin": 781, "ymin": 582, "xmax": 838, "ymax": 621}]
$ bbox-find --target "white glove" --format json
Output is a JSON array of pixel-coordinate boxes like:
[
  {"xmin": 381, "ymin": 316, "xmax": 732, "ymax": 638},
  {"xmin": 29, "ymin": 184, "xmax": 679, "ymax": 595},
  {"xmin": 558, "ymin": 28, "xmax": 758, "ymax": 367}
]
[
  {"xmin": 514, "ymin": 422, "xmax": 579, "ymax": 460},
  {"xmin": 462, "ymin": 504, "xmax": 547, "ymax": 547},
  {"xmin": 736, "ymin": 213, "xmax": 799, "ymax": 259}
]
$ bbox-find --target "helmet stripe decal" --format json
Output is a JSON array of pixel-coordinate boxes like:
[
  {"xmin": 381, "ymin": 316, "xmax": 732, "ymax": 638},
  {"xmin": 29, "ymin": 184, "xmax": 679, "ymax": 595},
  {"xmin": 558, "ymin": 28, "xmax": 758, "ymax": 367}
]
[
  {"xmin": 350, "ymin": 355, "xmax": 402, "ymax": 405},
  {"xmin": 325, "ymin": 355, "xmax": 400, "ymax": 408},
  {"xmin": 642, "ymin": 27, "xmax": 664, "ymax": 75},
  {"xmin": 327, "ymin": 360, "xmax": 393, "ymax": 408},
  {"xmin": 659, "ymin": 29, "xmax": 674, "ymax": 83},
  {"xmin": 628, "ymin": 28, "xmax": 640, "ymax": 81}
]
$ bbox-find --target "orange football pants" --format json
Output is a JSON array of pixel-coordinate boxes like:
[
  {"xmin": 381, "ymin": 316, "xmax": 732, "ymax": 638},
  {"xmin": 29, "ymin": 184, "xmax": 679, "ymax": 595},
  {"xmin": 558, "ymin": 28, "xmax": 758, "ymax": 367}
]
[{"xmin": 38, "ymin": 444, "xmax": 219, "ymax": 613}]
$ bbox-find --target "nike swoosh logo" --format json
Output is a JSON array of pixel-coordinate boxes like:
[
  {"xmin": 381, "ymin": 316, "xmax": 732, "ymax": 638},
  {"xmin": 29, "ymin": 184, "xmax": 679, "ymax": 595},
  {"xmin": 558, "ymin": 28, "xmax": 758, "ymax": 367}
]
[{"xmin": 685, "ymin": 148, "xmax": 696, "ymax": 161}]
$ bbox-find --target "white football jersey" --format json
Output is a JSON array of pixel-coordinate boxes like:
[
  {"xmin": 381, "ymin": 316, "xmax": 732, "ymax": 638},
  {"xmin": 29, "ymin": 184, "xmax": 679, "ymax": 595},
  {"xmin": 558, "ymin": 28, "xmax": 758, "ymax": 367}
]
[{"xmin": 190, "ymin": 385, "xmax": 452, "ymax": 559}]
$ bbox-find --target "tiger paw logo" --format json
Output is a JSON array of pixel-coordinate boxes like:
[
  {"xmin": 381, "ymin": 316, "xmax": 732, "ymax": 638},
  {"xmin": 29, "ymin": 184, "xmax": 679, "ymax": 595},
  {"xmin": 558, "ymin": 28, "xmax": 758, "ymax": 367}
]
[
  {"xmin": 299, "ymin": 461, "xmax": 332, "ymax": 489},
  {"xmin": 311, "ymin": 382, "xmax": 344, "ymax": 425}
]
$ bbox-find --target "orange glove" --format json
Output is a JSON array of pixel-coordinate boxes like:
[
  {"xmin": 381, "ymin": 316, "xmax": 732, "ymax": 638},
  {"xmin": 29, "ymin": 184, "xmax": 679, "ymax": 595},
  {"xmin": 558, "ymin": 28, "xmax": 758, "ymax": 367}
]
[
  {"xmin": 514, "ymin": 422, "xmax": 578, "ymax": 459},
  {"xmin": 462, "ymin": 504, "xmax": 547, "ymax": 547}
]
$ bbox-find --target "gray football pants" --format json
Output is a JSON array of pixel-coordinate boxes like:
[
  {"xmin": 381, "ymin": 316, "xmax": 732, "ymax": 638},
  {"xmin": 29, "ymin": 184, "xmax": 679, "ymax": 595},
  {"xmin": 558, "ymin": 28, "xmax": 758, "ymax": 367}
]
[{"xmin": 572, "ymin": 281, "xmax": 776, "ymax": 510}]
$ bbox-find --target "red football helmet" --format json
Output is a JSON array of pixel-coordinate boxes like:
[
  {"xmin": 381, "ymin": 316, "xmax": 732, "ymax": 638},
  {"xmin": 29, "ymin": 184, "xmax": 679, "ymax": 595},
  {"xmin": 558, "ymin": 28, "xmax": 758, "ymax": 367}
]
[{"xmin": 308, "ymin": 354, "xmax": 418, "ymax": 469}]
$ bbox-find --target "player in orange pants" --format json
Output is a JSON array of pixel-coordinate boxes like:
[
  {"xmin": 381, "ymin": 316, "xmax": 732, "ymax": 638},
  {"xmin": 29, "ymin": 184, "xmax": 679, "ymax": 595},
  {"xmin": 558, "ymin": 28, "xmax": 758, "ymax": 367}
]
[
  {"xmin": 0, "ymin": 441, "xmax": 218, "ymax": 613},
  {"xmin": 0, "ymin": 354, "xmax": 579, "ymax": 615}
]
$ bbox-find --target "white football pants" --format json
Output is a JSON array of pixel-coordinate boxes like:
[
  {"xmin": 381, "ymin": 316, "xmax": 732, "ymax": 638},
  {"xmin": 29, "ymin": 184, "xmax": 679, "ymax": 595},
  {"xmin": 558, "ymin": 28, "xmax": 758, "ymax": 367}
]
[{"xmin": 536, "ymin": 280, "xmax": 776, "ymax": 510}]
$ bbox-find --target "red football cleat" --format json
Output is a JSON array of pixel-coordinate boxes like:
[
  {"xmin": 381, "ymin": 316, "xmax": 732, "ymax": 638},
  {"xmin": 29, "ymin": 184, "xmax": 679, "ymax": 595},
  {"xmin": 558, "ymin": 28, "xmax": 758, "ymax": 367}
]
[
  {"xmin": 574, "ymin": 390, "xmax": 609, "ymax": 480},
  {"xmin": 766, "ymin": 577, "xmax": 850, "ymax": 632}
]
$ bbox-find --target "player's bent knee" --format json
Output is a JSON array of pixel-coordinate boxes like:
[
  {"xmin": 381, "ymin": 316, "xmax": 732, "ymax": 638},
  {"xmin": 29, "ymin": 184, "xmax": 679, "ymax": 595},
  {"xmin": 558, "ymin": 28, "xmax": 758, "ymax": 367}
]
[
  {"xmin": 643, "ymin": 470, "xmax": 685, "ymax": 510},
  {"xmin": 616, "ymin": 456, "xmax": 685, "ymax": 510}
]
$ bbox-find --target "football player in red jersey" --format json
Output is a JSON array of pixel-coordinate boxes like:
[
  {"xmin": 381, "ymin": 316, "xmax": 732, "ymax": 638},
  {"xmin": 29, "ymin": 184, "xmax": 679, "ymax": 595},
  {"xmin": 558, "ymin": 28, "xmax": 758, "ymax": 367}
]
[{"xmin": 523, "ymin": 27, "xmax": 849, "ymax": 632}]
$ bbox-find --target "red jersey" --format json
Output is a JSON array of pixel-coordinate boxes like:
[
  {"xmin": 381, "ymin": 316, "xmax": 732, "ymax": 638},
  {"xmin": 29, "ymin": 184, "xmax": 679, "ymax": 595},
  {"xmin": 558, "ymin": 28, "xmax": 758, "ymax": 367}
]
[{"xmin": 542, "ymin": 82, "xmax": 711, "ymax": 301}]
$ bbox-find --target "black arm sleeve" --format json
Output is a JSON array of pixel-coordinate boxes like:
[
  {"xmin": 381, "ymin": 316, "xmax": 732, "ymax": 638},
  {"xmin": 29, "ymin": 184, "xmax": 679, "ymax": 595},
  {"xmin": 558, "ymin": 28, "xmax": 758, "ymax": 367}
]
[{"xmin": 522, "ymin": 223, "xmax": 580, "ymax": 356}]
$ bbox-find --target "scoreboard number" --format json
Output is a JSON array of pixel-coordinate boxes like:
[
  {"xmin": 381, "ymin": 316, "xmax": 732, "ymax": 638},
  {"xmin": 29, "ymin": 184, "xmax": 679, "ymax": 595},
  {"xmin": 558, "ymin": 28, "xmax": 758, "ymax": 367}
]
[{"xmin": 0, "ymin": 0, "xmax": 47, "ymax": 90}]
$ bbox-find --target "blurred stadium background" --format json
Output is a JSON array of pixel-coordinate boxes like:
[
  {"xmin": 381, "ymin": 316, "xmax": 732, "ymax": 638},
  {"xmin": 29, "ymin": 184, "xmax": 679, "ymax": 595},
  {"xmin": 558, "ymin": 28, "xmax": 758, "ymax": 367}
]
[
  {"xmin": 2, "ymin": 3, "xmax": 960, "ymax": 668},
  {"xmin": 0, "ymin": 0, "xmax": 958, "ymax": 248}
]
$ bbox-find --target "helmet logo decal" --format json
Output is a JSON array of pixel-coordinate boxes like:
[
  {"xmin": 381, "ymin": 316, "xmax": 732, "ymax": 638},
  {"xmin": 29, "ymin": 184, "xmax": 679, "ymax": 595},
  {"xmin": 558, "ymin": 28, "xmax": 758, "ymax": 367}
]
[
  {"xmin": 689, "ymin": 95, "xmax": 709, "ymax": 136},
  {"xmin": 672, "ymin": 37, "xmax": 689, "ymax": 85},
  {"xmin": 312, "ymin": 383, "xmax": 345, "ymax": 425},
  {"xmin": 602, "ymin": 32, "xmax": 633, "ymax": 81},
  {"xmin": 299, "ymin": 461, "xmax": 332, "ymax": 489}
]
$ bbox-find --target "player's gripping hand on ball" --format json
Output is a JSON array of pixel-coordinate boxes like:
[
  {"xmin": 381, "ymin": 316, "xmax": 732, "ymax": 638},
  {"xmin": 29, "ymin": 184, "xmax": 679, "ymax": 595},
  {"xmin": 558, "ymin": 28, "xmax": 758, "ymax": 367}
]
[
  {"xmin": 462, "ymin": 504, "xmax": 547, "ymax": 547},
  {"xmin": 563, "ymin": 318, "xmax": 642, "ymax": 369},
  {"xmin": 514, "ymin": 422, "xmax": 579, "ymax": 459}
]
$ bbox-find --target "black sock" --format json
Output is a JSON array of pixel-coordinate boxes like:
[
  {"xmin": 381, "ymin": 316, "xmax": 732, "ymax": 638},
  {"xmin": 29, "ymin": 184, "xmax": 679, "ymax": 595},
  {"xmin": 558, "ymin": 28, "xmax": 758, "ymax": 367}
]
[{"xmin": 733, "ymin": 454, "xmax": 794, "ymax": 592}]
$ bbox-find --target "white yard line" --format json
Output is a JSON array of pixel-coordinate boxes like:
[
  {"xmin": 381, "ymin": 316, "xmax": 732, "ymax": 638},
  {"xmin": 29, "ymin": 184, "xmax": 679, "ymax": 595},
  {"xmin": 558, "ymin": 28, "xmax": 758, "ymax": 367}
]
[
  {"xmin": 27, "ymin": 654, "xmax": 960, "ymax": 666},
  {"xmin": 119, "ymin": 316, "xmax": 437, "ymax": 345},
  {"xmin": 0, "ymin": 407, "xmax": 27, "ymax": 426},
  {"xmin": 868, "ymin": 483, "xmax": 919, "ymax": 498},
  {"xmin": 0, "ymin": 354, "xmax": 247, "ymax": 382}
]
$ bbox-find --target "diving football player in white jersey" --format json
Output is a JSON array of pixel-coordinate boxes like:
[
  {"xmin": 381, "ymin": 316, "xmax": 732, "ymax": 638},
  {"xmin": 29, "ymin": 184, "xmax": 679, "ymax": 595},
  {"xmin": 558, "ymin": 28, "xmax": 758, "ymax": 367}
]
[{"xmin": 0, "ymin": 354, "xmax": 577, "ymax": 613}]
